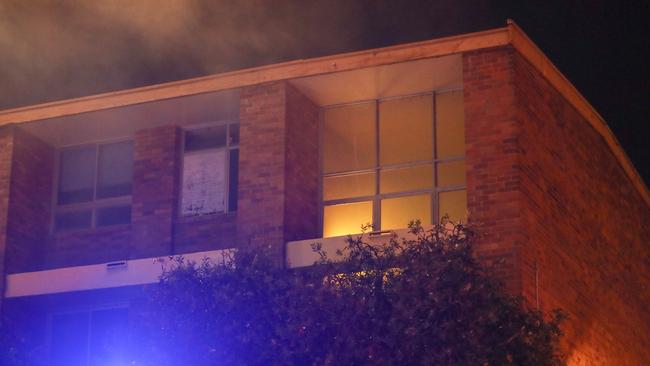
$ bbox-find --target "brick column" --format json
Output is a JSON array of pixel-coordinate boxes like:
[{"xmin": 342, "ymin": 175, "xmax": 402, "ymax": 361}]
[
  {"xmin": 6, "ymin": 128, "xmax": 54, "ymax": 273},
  {"xmin": 238, "ymin": 82, "xmax": 319, "ymax": 264},
  {"xmin": 0, "ymin": 126, "xmax": 54, "ymax": 312},
  {"xmin": 132, "ymin": 125, "xmax": 182, "ymax": 258},
  {"xmin": 0, "ymin": 126, "xmax": 14, "ymax": 312},
  {"xmin": 463, "ymin": 47, "xmax": 525, "ymax": 294},
  {"xmin": 284, "ymin": 84, "xmax": 319, "ymax": 243}
]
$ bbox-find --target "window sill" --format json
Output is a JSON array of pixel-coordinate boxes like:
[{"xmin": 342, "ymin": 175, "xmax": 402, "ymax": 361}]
[
  {"xmin": 51, "ymin": 223, "xmax": 132, "ymax": 237},
  {"xmin": 175, "ymin": 211, "xmax": 236, "ymax": 224}
]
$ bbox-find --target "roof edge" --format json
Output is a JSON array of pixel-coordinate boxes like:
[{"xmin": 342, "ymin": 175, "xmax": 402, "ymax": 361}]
[
  {"xmin": 506, "ymin": 20, "xmax": 650, "ymax": 208},
  {"xmin": 1, "ymin": 21, "xmax": 646, "ymax": 207},
  {"xmin": 0, "ymin": 26, "xmax": 510, "ymax": 124}
]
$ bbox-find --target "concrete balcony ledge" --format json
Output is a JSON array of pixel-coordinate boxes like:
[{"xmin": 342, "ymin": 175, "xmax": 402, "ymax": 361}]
[
  {"xmin": 286, "ymin": 228, "xmax": 421, "ymax": 269},
  {"xmin": 5, "ymin": 249, "xmax": 234, "ymax": 298}
]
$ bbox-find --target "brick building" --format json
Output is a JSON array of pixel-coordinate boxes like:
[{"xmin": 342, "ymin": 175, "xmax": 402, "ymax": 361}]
[{"xmin": 0, "ymin": 21, "xmax": 648, "ymax": 365}]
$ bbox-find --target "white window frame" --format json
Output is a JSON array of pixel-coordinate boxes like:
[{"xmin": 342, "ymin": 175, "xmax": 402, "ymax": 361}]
[
  {"xmin": 52, "ymin": 138, "xmax": 134, "ymax": 233},
  {"xmin": 179, "ymin": 120, "xmax": 240, "ymax": 217},
  {"xmin": 319, "ymin": 89, "xmax": 467, "ymax": 235}
]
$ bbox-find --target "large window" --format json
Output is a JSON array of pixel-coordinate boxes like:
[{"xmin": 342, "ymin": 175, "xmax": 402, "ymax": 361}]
[
  {"xmin": 49, "ymin": 307, "xmax": 129, "ymax": 366},
  {"xmin": 54, "ymin": 140, "xmax": 133, "ymax": 232},
  {"xmin": 180, "ymin": 123, "xmax": 239, "ymax": 216},
  {"xmin": 321, "ymin": 90, "xmax": 466, "ymax": 237}
]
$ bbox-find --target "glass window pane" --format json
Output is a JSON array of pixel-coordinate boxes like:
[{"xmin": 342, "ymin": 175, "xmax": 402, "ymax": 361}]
[
  {"xmin": 435, "ymin": 90, "xmax": 465, "ymax": 158},
  {"xmin": 97, "ymin": 141, "xmax": 133, "ymax": 199},
  {"xmin": 228, "ymin": 149, "xmax": 239, "ymax": 212},
  {"xmin": 58, "ymin": 146, "xmax": 96, "ymax": 204},
  {"xmin": 379, "ymin": 94, "xmax": 433, "ymax": 165},
  {"xmin": 323, "ymin": 172, "xmax": 375, "ymax": 201},
  {"xmin": 380, "ymin": 164, "xmax": 433, "ymax": 194},
  {"xmin": 50, "ymin": 312, "xmax": 89, "ymax": 366},
  {"xmin": 89, "ymin": 308, "xmax": 129, "ymax": 366},
  {"xmin": 437, "ymin": 160, "xmax": 466, "ymax": 187},
  {"xmin": 229, "ymin": 124, "xmax": 240, "ymax": 145},
  {"xmin": 55, "ymin": 210, "xmax": 92, "ymax": 232},
  {"xmin": 323, "ymin": 102, "xmax": 376, "ymax": 173},
  {"xmin": 181, "ymin": 149, "xmax": 226, "ymax": 216},
  {"xmin": 185, "ymin": 125, "xmax": 227, "ymax": 151},
  {"xmin": 439, "ymin": 189, "xmax": 467, "ymax": 223},
  {"xmin": 96, "ymin": 205, "xmax": 131, "ymax": 227},
  {"xmin": 381, "ymin": 194, "xmax": 431, "ymax": 231},
  {"xmin": 323, "ymin": 201, "xmax": 372, "ymax": 237}
]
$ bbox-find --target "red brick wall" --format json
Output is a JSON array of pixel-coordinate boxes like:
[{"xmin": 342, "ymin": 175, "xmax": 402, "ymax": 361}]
[
  {"xmin": 514, "ymin": 52, "xmax": 650, "ymax": 365},
  {"xmin": 42, "ymin": 124, "xmax": 240, "ymax": 268},
  {"xmin": 238, "ymin": 82, "xmax": 320, "ymax": 264},
  {"xmin": 0, "ymin": 126, "xmax": 14, "ymax": 310},
  {"xmin": 173, "ymin": 214, "xmax": 237, "ymax": 254},
  {"xmin": 284, "ymin": 83, "xmax": 320, "ymax": 242},
  {"xmin": 132, "ymin": 125, "xmax": 182, "ymax": 258},
  {"xmin": 43, "ymin": 125, "xmax": 182, "ymax": 268},
  {"xmin": 45, "ymin": 225, "xmax": 133, "ymax": 268},
  {"xmin": 464, "ymin": 46, "xmax": 650, "ymax": 364},
  {"xmin": 238, "ymin": 82, "xmax": 287, "ymax": 261},
  {"xmin": 463, "ymin": 47, "xmax": 525, "ymax": 294},
  {"xmin": 5, "ymin": 128, "xmax": 54, "ymax": 273},
  {"xmin": 3, "ymin": 122, "xmax": 245, "ymax": 271}
]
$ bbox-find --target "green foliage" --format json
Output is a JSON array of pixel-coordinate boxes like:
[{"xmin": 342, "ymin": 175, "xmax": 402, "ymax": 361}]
[{"xmin": 136, "ymin": 222, "xmax": 565, "ymax": 365}]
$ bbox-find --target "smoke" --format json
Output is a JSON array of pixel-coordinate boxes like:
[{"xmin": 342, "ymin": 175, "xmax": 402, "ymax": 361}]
[{"xmin": 0, "ymin": 0, "xmax": 367, "ymax": 109}]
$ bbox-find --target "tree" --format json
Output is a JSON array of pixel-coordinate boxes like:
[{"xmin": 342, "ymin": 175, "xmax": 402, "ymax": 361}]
[{"xmin": 135, "ymin": 222, "xmax": 565, "ymax": 365}]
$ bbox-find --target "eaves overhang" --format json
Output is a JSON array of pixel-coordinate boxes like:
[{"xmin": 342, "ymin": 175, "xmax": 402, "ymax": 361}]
[{"xmin": 0, "ymin": 20, "xmax": 647, "ymax": 207}]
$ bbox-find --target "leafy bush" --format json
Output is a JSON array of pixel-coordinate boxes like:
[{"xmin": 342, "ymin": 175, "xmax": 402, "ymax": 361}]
[{"xmin": 135, "ymin": 222, "xmax": 565, "ymax": 365}]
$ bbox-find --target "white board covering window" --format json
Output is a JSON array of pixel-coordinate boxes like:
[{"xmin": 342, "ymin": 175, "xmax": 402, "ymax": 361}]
[{"xmin": 181, "ymin": 124, "xmax": 239, "ymax": 216}]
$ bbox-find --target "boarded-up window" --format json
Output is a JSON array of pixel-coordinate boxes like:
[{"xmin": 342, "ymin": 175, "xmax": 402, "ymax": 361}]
[
  {"xmin": 181, "ymin": 124, "xmax": 239, "ymax": 216},
  {"xmin": 182, "ymin": 150, "xmax": 226, "ymax": 215}
]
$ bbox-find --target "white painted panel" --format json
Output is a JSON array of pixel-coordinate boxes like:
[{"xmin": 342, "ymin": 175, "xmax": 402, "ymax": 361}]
[
  {"xmin": 290, "ymin": 55, "xmax": 462, "ymax": 106},
  {"xmin": 286, "ymin": 231, "xmax": 398, "ymax": 268},
  {"xmin": 5, "ymin": 249, "xmax": 234, "ymax": 298},
  {"xmin": 181, "ymin": 149, "xmax": 225, "ymax": 215},
  {"xmin": 285, "ymin": 227, "xmax": 441, "ymax": 268}
]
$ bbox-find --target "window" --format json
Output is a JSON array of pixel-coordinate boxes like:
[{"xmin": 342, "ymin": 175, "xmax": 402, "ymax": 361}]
[
  {"xmin": 54, "ymin": 141, "xmax": 133, "ymax": 232},
  {"xmin": 181, "ymin": 123, "xmax": 239, "ymax": 216},
  {"xmin": 321, "ymin": 91, "xmax": 466, "ymax": 237},
  {"xmin": 49, "ymin": 307, "xmax": 129, "ymax": 366}
]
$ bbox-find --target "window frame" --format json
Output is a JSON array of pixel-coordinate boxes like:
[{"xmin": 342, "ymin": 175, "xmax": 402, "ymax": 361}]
[
  {"xmin": 178, "ymin": 120, "xmax": 240, "ymax": 218},
  {"xmin": 51, "ymin": 138, "xmax": 134, "ymax": 233},
  {"xmin": 319, "ymin": 89, "xmax": 467, "ymax": 236},
  {"xmin": 46, "ymin": 303, "xmax": 129, "ymax": 366}
]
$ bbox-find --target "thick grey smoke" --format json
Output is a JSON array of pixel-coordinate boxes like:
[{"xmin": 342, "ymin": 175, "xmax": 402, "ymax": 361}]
[{"xmin": 0, "ymin": 0, "xmax": 367, "ymax": 109}]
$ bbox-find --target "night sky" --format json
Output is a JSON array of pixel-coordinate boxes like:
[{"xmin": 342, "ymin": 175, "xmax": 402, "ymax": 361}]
[{"xmin": 1, "ymin": 0, "xmax": 648, "ymax": 182}]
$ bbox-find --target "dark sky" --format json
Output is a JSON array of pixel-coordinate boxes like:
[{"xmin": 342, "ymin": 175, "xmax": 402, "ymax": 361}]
[{"xmin": 0, "ymin": 0, "xmax": 648, "ymax": 182}]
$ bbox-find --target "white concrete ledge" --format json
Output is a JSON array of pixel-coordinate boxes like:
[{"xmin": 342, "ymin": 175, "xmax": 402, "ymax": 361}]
[
  {"xmin": 286, "ymin": 228, "xmax": 417, "ymax": 268},
  {"xmin": 5, "ymin": 249, "xmax": 233, "ymax": 298}
]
